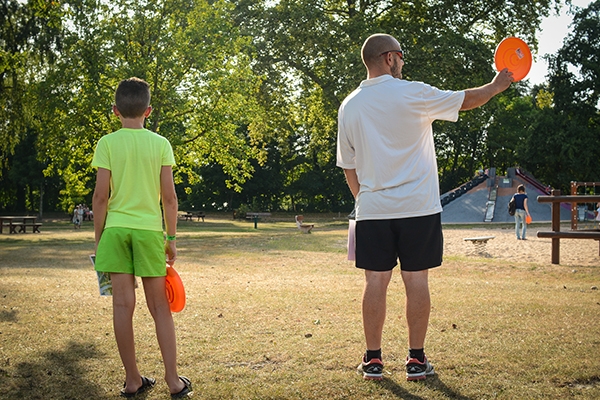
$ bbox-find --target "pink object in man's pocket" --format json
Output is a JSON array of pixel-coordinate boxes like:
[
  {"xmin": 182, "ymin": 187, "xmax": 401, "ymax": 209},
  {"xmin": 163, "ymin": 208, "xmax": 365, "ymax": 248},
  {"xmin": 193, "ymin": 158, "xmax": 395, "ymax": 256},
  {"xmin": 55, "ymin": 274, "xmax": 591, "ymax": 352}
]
[{"xmin": 347, "ymin": 219, "xmax": 356, "ymax": 261}]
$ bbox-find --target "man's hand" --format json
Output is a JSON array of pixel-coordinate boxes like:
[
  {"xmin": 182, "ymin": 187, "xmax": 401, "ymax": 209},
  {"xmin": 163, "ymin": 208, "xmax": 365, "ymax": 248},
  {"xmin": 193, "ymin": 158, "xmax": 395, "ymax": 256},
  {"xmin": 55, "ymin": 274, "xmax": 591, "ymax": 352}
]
[{"xmin": 492, "ymin": 68, "xmax": 514, "ymax": 92}]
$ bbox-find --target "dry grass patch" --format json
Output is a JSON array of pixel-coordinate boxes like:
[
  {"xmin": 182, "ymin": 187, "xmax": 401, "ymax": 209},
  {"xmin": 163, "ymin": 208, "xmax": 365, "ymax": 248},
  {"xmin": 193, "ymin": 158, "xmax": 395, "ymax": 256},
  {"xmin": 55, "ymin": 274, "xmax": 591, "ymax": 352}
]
[{"xmin": 0, "ymin": 221, "xmax": 599, "ymax": 399}]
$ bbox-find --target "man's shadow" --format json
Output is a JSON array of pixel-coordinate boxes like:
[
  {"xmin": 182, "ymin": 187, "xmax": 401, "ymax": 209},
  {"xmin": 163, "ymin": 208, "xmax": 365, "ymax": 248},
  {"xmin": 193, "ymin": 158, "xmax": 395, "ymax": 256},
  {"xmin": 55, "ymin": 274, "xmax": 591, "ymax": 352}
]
[
  {"xmin": 1, "ymin": 341, "xmax": 110, "ymax": 399},
  {"xmin": 376, "ymin": 374, "xmax": 473, "ymax": 399}
]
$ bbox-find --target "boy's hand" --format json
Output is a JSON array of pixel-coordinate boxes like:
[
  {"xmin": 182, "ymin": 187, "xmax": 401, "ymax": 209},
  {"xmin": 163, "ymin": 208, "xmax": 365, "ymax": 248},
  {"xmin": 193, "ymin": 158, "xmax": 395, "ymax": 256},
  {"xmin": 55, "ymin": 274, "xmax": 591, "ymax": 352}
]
[{"xmin": 165, "ymin": 240, "xmax": 177, "ymax": 265}]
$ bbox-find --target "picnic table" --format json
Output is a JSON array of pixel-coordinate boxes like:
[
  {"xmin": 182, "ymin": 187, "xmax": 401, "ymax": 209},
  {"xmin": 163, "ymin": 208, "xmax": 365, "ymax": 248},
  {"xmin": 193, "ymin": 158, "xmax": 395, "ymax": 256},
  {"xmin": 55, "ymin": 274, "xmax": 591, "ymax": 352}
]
[
  {"xmin": 246, "ymin": 212, "xmax": 271, "ymax": 229},
  {"xmin": 183, "ymin": 211, "xmax": 205, "ymax": 222},
  {"xmin": 0, "ymin": 216, "xmax": 42, "ymax": 234}
]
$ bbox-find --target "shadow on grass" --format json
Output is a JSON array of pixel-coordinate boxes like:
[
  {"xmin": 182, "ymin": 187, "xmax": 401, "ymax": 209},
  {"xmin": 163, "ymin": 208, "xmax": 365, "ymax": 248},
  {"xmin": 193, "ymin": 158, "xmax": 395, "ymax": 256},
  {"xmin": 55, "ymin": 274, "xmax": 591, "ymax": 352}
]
[
  {"xmin": 376, "ymin": 379, "xmax": 426, "ymax": 399},
  {"xmin": 4, "ymin": 341, "xmax": 108, "ymax": 399},
  {"xmin": 0, "ymin": 309, "xmax": 18, "ymax": 322},
  {"xmin": 423, "ymin": 375, "xmax": 473, "ymax": 399},
  {"xmin": 377, "ymin": 375, "xmax": 472, "ymax": 399}
]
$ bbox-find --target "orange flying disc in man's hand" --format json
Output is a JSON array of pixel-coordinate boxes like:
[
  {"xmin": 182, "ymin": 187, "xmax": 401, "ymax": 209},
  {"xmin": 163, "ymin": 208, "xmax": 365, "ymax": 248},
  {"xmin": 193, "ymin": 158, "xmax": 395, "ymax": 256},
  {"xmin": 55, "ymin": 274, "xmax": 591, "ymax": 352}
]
[
  {"xmin": 165, "ymin": 265, "xmax": 186, "ymax": 312},
  {"xmin": 494, "ymin": 37, "xmax": 532, "ymax": 82}
]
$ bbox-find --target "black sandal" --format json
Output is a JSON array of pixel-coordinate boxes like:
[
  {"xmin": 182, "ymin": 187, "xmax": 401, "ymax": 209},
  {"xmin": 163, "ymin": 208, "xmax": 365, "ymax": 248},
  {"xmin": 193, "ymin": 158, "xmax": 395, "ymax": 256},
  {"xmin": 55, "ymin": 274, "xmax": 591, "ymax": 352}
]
[
  {"xmin": 171, "ymin": 376, "xmax": 193, "ymax": 398},
  {"xmin": 120, "ymin": 376, "xmax": 156, "ymax": 398}
]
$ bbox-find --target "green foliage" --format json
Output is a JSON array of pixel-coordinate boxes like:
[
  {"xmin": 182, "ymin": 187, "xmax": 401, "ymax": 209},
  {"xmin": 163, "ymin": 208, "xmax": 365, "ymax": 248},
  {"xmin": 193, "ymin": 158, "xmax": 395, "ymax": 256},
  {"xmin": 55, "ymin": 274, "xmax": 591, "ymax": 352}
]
[
  {"xmin": 235, "ymin": 0, "xmax": 564, "ymax": 195},
  {"xmin": 234, "ymin": 202, "xmax": 252, "ymax": 218},
  {"xmin": 31, "ymin": 0, "xmax": 264, "ymax": 211},
  {"xmin": 520, "ymin": 1, "xmax": 600, "ymax": 193},
  {"xmin": 0, "ymin": 0, "xmax": 64, "ymax": 167},
  {"xmin": 5, "ymin": 0, "xmax": 594, "ymax": 213}
]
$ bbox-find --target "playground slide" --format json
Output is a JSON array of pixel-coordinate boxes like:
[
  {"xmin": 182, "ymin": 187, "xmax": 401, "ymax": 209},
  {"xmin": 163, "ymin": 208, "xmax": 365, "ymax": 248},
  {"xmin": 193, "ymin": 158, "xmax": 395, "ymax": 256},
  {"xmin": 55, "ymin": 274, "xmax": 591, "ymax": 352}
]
[{"xmin": 515, "ymin": 168, "xmax": 551, "ymax": 195}]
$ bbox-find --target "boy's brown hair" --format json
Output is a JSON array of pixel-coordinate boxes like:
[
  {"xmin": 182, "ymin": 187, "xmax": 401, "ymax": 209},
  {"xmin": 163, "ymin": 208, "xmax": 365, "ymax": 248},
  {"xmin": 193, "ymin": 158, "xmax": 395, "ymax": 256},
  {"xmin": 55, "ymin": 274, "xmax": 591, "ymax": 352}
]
[
  {"xmin": 114, "ymin": 77, "xmax": 150, "ymax": 118},
  {"xmin": 517, "ymin": 184, "xmax": 525, "ymax": 193}
]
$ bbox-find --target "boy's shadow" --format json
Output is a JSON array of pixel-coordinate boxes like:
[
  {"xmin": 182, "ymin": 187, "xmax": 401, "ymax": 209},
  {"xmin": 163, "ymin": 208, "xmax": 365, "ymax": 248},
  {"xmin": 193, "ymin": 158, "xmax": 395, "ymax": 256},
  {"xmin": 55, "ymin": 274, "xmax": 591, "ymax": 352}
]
[
  {"xmin": 377, "ymin": 374, "xmax": 472, "ymax": 399},
  {"xmin": 3, "ymin": 341, "xmax": 109, "ymax": 399}
]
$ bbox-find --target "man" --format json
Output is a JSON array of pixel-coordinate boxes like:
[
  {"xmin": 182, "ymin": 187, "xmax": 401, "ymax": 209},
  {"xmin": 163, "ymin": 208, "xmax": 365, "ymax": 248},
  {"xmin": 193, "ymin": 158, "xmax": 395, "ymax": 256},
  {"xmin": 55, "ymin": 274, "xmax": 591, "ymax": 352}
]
[{"xmin": 337, "ymin": 33, "xmax": 513, "ymax": 381}]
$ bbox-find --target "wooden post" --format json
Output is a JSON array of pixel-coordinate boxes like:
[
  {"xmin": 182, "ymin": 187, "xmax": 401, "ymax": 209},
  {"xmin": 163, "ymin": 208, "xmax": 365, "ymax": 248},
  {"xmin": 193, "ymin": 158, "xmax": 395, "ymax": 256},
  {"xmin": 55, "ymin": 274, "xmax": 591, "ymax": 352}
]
[
  {"xmin": 551, "ymin": 189, "xmax": 561, "ymax": 264},
  {"xmin": 570, "ymin": 182, "xmax": 577, "ymax": 230}
]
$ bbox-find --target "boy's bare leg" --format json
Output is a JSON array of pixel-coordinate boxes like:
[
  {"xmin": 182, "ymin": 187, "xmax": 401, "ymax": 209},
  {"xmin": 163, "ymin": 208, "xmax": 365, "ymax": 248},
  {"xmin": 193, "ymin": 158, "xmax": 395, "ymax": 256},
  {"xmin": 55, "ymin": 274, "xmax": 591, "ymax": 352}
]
[
  {"xmin": 142, "ymin": 276, "xmax": 185, "ymax": 394},
  {"xmin": 400, "ymin": 270, "xmax": 430, "ymax": 349},
  {"xmin": 111, "ymin": 273, "xmax": 143, "ymax": 392},
  {"xmin": 362, "ymin": 270, "xmax": 393, "ymax": 351}
]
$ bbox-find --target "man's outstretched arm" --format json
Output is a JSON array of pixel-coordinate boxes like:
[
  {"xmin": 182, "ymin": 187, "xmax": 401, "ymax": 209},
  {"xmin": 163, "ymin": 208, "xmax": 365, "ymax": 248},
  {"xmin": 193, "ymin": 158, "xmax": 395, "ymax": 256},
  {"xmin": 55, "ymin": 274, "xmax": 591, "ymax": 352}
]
[{"xmin": 461, "ymin": 68, "xmax": 514, "ymax": 111}]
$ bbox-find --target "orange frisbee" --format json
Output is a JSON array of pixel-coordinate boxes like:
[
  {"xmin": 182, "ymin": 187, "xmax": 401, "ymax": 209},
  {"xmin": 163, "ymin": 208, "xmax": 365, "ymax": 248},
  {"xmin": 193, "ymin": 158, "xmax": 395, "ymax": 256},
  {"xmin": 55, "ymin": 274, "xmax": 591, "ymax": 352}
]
[
  {"xmin": 526, "ymin": 215, "xmax": 532, "ymax": 224},
  {"xmin": 494, "ymin": 37, "xmax": 532, "ymax": 82},
  {"xmin": 165, "ymin": 265, "xmax": 186, "ymax": 312}
]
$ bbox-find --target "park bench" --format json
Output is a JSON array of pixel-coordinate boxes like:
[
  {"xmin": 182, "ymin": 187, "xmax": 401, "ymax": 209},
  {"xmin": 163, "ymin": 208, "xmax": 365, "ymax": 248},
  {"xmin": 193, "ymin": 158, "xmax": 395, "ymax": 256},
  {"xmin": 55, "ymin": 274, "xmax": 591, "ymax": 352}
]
[
  {"xmin": 12, "ymin": 222, "xmax": 43, "ymax": 234},
  {"xmin": 0, "ymin": 216, "xmax": 41, "ymax": 234},
  {"xmin": 183, "ymin": 211, "xmax": 205, "ymax": 222},
  {"xmin": 536, "ymin": 191, "xmax": 600, "ymax": 264},
  {"xmin": 463, "ymin": 236, "xmax": 495, "ymax": 256},
  {"xmin": 246, "ymin": 212, "xmax": 271, "ymax": 229},
  {"xmin": 295, "ymin": 215, "xmax": 314, "ymax": 233}
]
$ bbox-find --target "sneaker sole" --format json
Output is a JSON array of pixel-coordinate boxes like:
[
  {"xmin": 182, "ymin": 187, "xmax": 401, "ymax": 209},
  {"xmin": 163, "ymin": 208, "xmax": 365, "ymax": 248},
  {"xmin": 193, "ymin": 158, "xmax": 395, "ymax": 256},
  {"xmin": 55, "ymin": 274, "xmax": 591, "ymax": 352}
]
[
  {"xmin": 406, "ymin": 368, "xmax": 435, "ymax": 381},
  {"xmin": 406, "ymin": 373, "xmax": 427, "ymax": 381},
  {"xmin": 363, "ymin": 372, "xmax": 383, "ymax": 381}
]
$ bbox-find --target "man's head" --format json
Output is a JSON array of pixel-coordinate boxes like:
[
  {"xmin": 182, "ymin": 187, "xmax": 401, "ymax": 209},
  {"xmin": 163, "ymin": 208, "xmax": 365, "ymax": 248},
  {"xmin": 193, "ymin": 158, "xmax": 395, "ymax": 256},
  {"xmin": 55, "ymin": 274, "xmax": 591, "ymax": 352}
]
[
  {"xmin": 518, "ymin": 184, "xmax": 526, "ymax": 193},
  {"xmin": 114, "ymin": 77, "xmax": 151, "ymax": 118},
  {"xmin": 361, "ymin": 34, "xmax": 404, "ymax": 79}
]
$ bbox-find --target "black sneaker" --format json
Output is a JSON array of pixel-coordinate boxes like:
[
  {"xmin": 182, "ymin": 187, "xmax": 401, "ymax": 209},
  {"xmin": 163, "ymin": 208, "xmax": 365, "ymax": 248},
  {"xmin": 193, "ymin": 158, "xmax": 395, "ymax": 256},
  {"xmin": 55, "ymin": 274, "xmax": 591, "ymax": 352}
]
[
  {"xmin": 405, "ymin": 356, "xmax": 435, "ymax": 381},
  {"xmin": 357, "ymin": 356, "xmax": 384, "ymax": 380}
]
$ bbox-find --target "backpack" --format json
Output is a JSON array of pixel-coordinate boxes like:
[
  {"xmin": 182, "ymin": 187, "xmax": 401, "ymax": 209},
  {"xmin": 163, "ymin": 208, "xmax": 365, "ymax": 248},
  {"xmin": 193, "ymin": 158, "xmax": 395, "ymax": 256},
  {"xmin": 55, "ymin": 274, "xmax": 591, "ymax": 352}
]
[{"xmin": 508, "ymin": 197, "xmax": 516, "ymax": 216}]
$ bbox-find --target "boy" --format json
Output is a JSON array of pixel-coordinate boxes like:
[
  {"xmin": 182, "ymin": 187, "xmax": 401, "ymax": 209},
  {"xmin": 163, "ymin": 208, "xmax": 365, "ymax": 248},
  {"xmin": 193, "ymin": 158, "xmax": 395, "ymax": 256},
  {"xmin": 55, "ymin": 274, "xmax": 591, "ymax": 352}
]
[{"xmin": 92, "ymin": 77, "xmax": 192, "ymax": 398}]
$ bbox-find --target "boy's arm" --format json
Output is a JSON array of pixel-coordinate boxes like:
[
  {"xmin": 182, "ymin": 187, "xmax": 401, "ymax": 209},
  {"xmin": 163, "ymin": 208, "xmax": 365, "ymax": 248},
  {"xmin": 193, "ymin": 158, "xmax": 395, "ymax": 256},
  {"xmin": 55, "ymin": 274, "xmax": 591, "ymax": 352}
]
[
  {"xmin": 92, "ymin": 167, "xmax": 111, "ymax": 251},
  {"xmin": 161, "ymin": 165, "xmax": 178, "ymax": 265}
]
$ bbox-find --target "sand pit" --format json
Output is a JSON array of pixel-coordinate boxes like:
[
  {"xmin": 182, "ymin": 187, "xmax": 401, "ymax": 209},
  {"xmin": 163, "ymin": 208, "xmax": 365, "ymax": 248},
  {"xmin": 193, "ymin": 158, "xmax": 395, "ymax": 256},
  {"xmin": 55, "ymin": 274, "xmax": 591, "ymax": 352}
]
[{"xmin": 443, "ymin": 226, "xmax": 600, "ymax": 267}]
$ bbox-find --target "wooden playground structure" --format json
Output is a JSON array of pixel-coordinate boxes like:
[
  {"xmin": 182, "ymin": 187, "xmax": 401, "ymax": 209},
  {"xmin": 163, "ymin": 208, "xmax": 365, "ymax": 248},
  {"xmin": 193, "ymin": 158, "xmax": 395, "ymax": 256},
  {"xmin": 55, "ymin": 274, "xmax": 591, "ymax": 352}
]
[{"xmin": 537, "ymin": 182, "xmax": 600, "ymax": 264}]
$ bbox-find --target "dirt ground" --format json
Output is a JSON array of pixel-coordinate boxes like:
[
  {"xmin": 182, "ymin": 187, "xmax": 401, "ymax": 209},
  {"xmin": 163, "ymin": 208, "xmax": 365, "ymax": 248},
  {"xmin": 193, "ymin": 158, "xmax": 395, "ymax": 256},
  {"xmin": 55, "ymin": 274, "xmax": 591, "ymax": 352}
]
[{"xmin": 443, "ymin": 226, "xmax": 600, "ymax": 267}]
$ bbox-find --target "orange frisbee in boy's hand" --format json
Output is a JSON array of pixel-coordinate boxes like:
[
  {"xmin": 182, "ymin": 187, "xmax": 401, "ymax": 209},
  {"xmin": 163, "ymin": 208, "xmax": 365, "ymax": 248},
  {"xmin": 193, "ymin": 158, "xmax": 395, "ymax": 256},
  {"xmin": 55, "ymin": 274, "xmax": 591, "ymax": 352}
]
[
  {"xmin": 165, "ymin": 265, "xmax": 186, "ymax": 312},
  {"xmin": 494, "ymin": 37, "xmax": 532, "ymax": 82}
]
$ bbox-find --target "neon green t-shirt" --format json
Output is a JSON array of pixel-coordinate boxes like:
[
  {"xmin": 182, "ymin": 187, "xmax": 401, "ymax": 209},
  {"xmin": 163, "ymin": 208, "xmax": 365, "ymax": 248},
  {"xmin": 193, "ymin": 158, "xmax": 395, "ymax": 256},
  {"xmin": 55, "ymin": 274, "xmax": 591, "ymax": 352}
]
[{"xmin": 91, "ymin": 128, "xmax": 176, "ymax": 231}]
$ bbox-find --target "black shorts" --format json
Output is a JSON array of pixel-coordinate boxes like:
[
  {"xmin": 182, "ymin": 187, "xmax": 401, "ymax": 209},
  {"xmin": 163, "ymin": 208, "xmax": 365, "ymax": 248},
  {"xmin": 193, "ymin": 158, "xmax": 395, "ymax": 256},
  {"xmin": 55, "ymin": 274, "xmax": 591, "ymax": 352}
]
[{"xmin": 355, "ymin": 213, "xmax": 443, "ymax": 272}]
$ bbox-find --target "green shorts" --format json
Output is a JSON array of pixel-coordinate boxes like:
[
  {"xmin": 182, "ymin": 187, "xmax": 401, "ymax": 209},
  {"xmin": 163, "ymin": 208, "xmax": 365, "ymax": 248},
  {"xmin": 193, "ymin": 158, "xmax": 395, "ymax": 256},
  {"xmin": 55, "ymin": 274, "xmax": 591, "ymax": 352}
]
[{"xmin": 95, "ymin": 227, "xmax": 166, "ymax": 277}]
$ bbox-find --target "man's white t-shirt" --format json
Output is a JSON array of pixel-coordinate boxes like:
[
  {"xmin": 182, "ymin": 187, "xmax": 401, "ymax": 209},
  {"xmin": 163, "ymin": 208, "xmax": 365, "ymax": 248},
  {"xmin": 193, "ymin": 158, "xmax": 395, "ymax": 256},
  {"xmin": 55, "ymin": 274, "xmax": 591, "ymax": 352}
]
[{"xmin": 337, "ymin": 75, "xmax": 465, "ymax": 221}]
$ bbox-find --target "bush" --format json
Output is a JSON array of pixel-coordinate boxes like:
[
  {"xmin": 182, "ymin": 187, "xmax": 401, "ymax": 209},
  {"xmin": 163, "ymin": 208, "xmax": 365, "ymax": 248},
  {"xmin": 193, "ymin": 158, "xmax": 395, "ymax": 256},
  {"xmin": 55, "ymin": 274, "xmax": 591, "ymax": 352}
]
[{"xmin": 234, "ymin": 203, "xmax": 252, "ymax": 219}]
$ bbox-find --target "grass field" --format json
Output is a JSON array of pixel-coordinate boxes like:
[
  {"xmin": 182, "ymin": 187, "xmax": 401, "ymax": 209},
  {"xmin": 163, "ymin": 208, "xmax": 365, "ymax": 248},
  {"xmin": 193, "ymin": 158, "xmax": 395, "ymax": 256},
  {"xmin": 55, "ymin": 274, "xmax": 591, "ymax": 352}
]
[{"xmin": 0, "ymin": 214, "xmax": 599, "ymax": 399}]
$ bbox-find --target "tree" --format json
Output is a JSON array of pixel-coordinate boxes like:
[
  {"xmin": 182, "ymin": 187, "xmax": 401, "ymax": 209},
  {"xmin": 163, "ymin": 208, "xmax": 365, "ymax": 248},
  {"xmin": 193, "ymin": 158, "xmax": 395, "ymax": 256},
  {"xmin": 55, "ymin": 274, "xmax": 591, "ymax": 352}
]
[
  {"xmin": 234, "ymin": 0, "xmax": 564, "ymax": 204},
  {"xmin": 0, "ymin": 0, "xmax": 63, "ymax": 159},
  {"xmin": 33, "ymin": 0, "xmax": 263, "ymax": 211},
  {"xmin": 0, "ymin": 0, "xmax": 572, "ymax": 213},
  {"xmin": 520, "ymin": 0, "xmax": 600, "ymax": 192}
]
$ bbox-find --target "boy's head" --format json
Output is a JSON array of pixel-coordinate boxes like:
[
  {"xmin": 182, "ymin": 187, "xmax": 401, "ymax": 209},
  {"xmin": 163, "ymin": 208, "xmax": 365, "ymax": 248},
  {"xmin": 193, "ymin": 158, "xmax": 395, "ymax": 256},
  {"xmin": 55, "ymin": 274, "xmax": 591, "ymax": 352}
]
[
  {"xmin": 517, "ymin": 184, "xmax": 525, "ymax": 193},
  {"xmin": 114, "ymin": 77, "xmax": 151, "ymax": 118}
]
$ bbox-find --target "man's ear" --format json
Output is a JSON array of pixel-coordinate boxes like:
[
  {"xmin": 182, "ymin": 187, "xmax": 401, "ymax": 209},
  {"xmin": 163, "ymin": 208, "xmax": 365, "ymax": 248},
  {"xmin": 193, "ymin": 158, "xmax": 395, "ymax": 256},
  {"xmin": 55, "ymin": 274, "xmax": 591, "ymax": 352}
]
[
  {"xmin": 144, "ymin": 106, "xmax": 153, "ymax": 117},
  {"xmin": 112, "ymin": 105, "xmax": 120, "ymax": 116},
  {"xmin": 384, "ymin": 52, "xmax": 394, "ymax": 66}
]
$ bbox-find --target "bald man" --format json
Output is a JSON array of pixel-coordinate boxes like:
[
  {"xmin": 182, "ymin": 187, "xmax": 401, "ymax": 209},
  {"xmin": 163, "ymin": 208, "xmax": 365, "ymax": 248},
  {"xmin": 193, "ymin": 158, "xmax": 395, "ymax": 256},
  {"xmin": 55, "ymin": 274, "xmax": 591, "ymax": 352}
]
[{"xmin": 337, "ymin": 33, "xmax": 513, "ymax": 381}]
